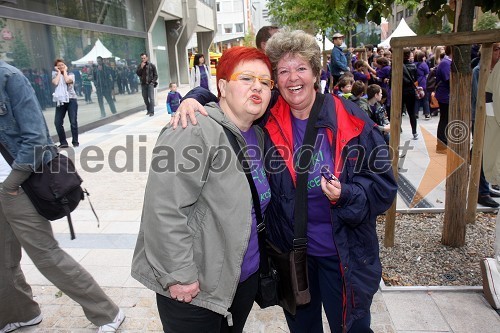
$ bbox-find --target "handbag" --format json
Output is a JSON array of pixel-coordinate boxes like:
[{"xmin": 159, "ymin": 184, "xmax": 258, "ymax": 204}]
[
  {"xmin": 0, "ymin": 144, "xmax": 97, "ymax": 240},
  {"xmin": 403, "ymin": 63, "xmax": 425, "ymax": 99}
]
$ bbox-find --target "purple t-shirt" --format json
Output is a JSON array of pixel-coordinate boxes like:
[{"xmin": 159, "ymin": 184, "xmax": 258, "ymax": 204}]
[
  {"xmin": 199, "ymin": 65, "xmax": 209, "ymax": 90},
  {"xmin": 353, "ymin": 70, "xmax": 368, "ymax": 83},
  {"xmin": 292, "ymin": 116, "xmax": 337, "ymax": 256},
  {"xmin": 435, "ymin": 56, "xmax": 451, "ymax": 104},
  {"xmin": 239, "ymin": 127, "xmax": 271, "ymax": 282}
]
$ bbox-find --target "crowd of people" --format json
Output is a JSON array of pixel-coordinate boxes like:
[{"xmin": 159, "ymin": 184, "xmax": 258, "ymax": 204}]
[{"xmin": 1, "ymin": 25, "xmax": 498, "ymax": 333}]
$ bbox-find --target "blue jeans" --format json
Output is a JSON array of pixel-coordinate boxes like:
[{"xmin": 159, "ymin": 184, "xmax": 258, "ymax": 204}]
[
  {"xmin": 414, "ymin": 93, "xmax": 430, "ymax": 116},
  {"xmin": 54, "ymin": 98, "xmax": 78, "ymax": 145},
  {"xmin": 284, "ymin": 255, "xmax": 373, "ymax": 333},
  {"xmin": 141, "ymin": 83, "xmax": 155, "ymax": 114}
]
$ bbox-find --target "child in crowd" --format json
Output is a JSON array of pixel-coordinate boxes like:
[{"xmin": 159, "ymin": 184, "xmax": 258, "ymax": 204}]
[
  {"xmin": 366, "ymin": 84, "xmax": 390, "ymax": 144},
  {"xmin": 337, "ymin": 77, "xmax": 354, "ymax": 100},
  {"xmin": 166, "ymin": 82, "xmax": 182, "ymax": 115},
  {"xmin": 348, "ymin": 80, "xmax": 370, "ymax": 116}
]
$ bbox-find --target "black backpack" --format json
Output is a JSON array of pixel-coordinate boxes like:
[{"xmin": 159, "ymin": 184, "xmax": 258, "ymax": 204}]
[{"xmin": 0, "ymin": 145, "xmax": 87, "ymax": 240}]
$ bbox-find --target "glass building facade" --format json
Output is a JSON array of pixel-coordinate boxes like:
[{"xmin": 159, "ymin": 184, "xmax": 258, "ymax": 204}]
[{"xmin": 0, "ymin": 0, "xmax": 151, "ymax": 138}]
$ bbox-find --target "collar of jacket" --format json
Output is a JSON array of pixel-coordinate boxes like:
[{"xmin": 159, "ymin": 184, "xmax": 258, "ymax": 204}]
[{"xmin": 265, "ymin": 94, "xmax": 364, "ymax": 185}]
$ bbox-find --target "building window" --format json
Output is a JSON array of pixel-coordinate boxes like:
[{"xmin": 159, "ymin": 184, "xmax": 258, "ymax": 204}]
[
  {"xmin": 216, "ymin": 2, "xmax": 220, "ymax": 11},
  {"xmin": 224, "ymin": 24, "xmax": 233, "ymax": 34},
  {"xmin": 405, "ymin": 8, "xmax": 413, "ymax": 17},
  {"xmin": 396, "ymin": 11, "xmax": 403, "ymax": 22},
  {"xmin": 235, "ymin": 23, "xmax": 243, "ymax": 33},
  {"xmin": 262, "ymin": 9, "xmax": 269, "ymax": 19}
]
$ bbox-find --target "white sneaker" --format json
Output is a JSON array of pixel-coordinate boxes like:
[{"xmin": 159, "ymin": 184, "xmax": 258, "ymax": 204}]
[
  {"xmin": 0, "ymin": 313, "xmax": 43, "ymax": 333},
  {"xmin": 480, "ymin": 258, "xmax": 500, "ymax": 309},
  {"xmin": 97, "ymin": 309, "xmax": 125, "ymax": 333}
]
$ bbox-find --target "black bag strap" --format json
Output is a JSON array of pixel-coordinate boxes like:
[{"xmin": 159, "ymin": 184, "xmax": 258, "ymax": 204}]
[
  {"xmin": 293, "ymin": 93, "xmax": 325, "ymax": 250},
  {"xmin": 223, "ymin": 126, "xmax": 271, "ymax": 275},
  {"xmin": 0, "ymin": 142, "xmax": 14, "ymax": 165}
]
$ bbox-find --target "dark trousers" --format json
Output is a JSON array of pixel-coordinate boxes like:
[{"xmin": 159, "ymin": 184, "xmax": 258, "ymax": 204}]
[
  {"xmin": 54, "ymin": 98, "xmax": 78, "ymax": 146},
  {"xmin": 437, "ymin": 102, "xmax": 449, "ymax": 145},
  {"xmin": 284, "ymin": 255, "xmax": 373, "ymax": 333},
  {"xmin": 97, "ymin": 90, "xmax": 117, "ymax": 117},
  {"xmin": 156, "ymin": 272, "xmax": 258, "ymax": 333},
  {"xmin": 141, "ymin": 83, "xmax": 155, "ymax": 114},
  {"xmin": 402, "ymin": 91, "xmax": 417, "ymax": 135},
  {"xmin": 83, "ymin": 85, "xmax": 92, "ymax": 102}
]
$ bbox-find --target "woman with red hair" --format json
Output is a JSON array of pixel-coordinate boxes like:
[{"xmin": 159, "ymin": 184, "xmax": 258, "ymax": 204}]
[{"xmin": 132, "ymin": 46, "xmax": 273, "ymax": 333}]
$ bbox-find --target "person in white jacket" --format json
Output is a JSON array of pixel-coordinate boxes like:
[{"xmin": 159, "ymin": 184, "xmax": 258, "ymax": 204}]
[
  {"xmin": 189, "ymin": 54, "xmax": 213, "ymax": 91},
  {"xmin": 480, "ymin": 42, "xmax": 500, "ymax": 310}
]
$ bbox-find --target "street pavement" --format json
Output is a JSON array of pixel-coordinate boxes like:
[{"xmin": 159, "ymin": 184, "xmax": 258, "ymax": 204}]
[{"xmin": 14, "ymin": 84, "xmax": 500, "ymax": 332}]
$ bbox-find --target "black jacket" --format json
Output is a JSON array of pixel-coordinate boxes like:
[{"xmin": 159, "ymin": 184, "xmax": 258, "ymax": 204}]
[{"xmin": 136, "ymin": 62, "xmax": 158, "ymax": 86}]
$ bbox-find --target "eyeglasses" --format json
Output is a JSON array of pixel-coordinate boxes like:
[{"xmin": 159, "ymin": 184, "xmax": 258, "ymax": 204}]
[
  {"xmin": 229, "ymin": 72, "xmax": 274, "ymax": 89},
  {"xmin": 494, "ymin": 47, "xmax": 500, "ymax": 52}
]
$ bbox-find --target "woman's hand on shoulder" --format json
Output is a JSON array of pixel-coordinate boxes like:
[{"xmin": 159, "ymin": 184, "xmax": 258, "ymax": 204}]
[
  {"xmin": 168, "ymin": 280, "xmax": 200, "ymax": 303},
  {"xmin": 170, "ymin": 98, "xmax": 208, "ymax": 129}
]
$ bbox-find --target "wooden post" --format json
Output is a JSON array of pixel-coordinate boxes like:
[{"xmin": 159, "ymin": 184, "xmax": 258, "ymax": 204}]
[
  {"xmin": 384, "ymin": 46, "xmax": 403, "ymax": 248},
  {"xmin": 465, "ymin": 44, "xmax": 493, "ymax": 224},
  {"xmin": 441, "ymin": 44, "xmax": 471, "ymax": 247}
]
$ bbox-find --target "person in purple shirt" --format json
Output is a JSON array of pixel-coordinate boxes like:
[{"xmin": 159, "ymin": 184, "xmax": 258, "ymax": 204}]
[
  {"xmin": 375, "ymin": 56, "xmax": 392, "ymax": 120},
  {"xmin": 166, "ymin": 82, "xmax": 182, "ymax": 114},
  {"xmin": 414, "ymin": 51, "xmax": 431, "ymax": 119},
  {"xmin": 434, "ymin": 45, "xmax": 452, "ymax": 153},
  {"xmin": 132, "ymin": 46, "xmax": 273, "ymax": 333},
  {"xmin": 189, "ymin": 53, "xmax": 213, "ymax": 92}
]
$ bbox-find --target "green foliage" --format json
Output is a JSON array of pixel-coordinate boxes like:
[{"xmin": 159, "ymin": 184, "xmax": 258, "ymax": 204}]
[
  {"xmin": 11, "ymin": 31, "xmax": 33, "ymax": 69},
  {"xmin": 243, "ymin": 31, "xmax": 255, "ymax": 47},
  {"xmin": 475, "ymin": 12, "xmax": 499, "ymax": 31}
]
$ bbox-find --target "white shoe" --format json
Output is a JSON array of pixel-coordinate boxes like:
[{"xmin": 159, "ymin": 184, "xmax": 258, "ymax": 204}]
[
  {"xmin": 97, "ymin": 309, "xmax": 125, "ymax": 333},
  {"xmin": 480, "ymin": 258, "xmax": 500, "ymax": 309},
  {"xmin": 0, "ymin": 313, "xmax": 43, "ymax": 333}
]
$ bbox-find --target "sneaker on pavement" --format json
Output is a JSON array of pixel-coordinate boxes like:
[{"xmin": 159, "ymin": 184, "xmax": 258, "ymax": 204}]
[
  {"xmin": 413, "ymin": 133, "xmax": 419, "ymax": 140},
  {"xmin": 480, "ymin": 258, "xmax": 500, "ymax": 309},
  {"xmin": 0, "ymin": 313, "xmax": 43, "ymax": 333},
  {"xmin": 97, "ymin": 309, "xmax": 125, "ymax": 333}
]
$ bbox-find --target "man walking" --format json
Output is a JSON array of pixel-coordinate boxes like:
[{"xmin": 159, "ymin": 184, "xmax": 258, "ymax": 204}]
[
  {"xmin": 136, "ymin": 53, "xmax": 158, "ymax": 116},
  {"xmin": 0, "ymin": 60, "xmax": 124, "ymax": 333},
  {"xmin": 329, "ymin": 32, "xmax": 350, "ymax": 86},
  {"xmin": 94, "ymin": 56, "xmax": 117, "ymax": 118}
]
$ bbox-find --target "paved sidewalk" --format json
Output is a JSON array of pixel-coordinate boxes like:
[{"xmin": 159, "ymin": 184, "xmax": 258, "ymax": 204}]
[{"xmin": 14, "ymin": 92, "xmax": 500, "ymax": 332}]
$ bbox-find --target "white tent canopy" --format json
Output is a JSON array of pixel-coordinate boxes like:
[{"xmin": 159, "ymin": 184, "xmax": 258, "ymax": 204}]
[
  {"xmin": 378, "ymin": 18, "xmax": 416, "ymax": 48},
  {"xmin": 71, "ymin": 39, "xmax": 114, "ymax": 65},
  {"xmin": 316, "ymin": 34, "xmax": 335, "ymax": 51}
]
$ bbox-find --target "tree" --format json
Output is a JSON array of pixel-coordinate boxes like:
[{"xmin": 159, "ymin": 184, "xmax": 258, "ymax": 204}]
[
  {"xmin": 475, "ymin": 11, "xmax": 499, "ymax": 30},
  {"xmin": 12, "ymin": 31, "xmax": 33, "ymax": 69},
  {"xmin": 242, "ymin": 31, "xmax": 255, "ymax": 47}
]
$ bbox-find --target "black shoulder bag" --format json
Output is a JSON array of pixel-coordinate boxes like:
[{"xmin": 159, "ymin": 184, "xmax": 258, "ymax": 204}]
[{"xmin": 263, "ymin": 92, "xmax": 325, "ymax": 315}]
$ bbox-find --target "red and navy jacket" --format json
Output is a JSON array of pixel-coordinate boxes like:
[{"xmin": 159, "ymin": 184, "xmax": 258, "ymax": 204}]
[{"xmin": 263, "ymin": 93, "xmax": 397, "ymax": 332}]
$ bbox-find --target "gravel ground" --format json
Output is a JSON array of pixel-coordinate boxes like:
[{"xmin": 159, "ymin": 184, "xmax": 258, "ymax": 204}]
[{"xmin": 377, "ymin": 212, "xmax": 498, "ymax": 286}]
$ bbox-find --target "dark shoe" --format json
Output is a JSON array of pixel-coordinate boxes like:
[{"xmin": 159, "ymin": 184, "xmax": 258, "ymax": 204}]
[
  {"xmin": 58, "ymin": 144, "xmax": 69, "ymax": 148},
  {"xmin": 425, "ymin": 114, "xmax": 431, "ymax": 120},
  {"xmin": 431, "ymin": 111, "xmax": 439, "ymax": 117},
  {"xmin": 490, "ymin": 191, "xmax": 500, "ymax": 198},
  {"xmin": 149, "ymin": 113, "xmax": 154, "ymax": 117},
  {"xmin": 478, "ymin": 195, "xmax": 500, "ymax": 208},
  {"xmin": 492, "ymin": 185, "xmax": 500, "ymax": 191},
  {"xmin": 73, "ymin": 143, "xmax": 80, "ymax": 148}
]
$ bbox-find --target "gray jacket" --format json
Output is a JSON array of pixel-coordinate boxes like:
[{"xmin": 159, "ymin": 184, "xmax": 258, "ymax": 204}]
[{"xmin": 131, "ymin": 102, "xmax": 264, "ymax": 324}]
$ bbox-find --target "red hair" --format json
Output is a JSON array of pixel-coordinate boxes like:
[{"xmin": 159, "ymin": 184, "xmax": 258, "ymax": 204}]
[{"xmin": 216, "ymin": 46, "xmax": 272, "ymax": 98}]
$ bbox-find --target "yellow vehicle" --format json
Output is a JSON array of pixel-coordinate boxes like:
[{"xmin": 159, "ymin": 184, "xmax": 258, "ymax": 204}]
[{"xmin": 189, "ymin": 51, "xmax": 221, "ymax": 76}]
